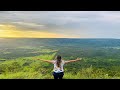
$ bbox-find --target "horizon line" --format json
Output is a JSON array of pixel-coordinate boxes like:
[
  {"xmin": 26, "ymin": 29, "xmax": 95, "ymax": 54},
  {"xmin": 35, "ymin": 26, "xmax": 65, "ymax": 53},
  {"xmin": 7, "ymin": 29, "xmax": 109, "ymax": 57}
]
[{"xmin": 0, "ymin": 37, "xmax": 120, "ymax": 39}]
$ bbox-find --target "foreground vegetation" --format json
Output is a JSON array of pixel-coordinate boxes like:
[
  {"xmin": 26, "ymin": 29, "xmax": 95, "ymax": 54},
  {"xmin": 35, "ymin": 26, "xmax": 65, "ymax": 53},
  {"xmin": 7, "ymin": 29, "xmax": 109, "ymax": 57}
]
[
  {"xmin": 1, "ymin": 38, "xmax": 120, "ymax": 79},
  {"xmin": 0, "ymin": 53, "xmax": 120, "ymax": 79}
]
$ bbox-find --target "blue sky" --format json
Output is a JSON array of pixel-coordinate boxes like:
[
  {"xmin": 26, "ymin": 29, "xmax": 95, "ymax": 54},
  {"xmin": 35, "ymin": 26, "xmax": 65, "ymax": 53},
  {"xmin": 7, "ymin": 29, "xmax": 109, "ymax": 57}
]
[{"xmin": 0, "ymin": 11, "xmax": 120, "ymax": 38}]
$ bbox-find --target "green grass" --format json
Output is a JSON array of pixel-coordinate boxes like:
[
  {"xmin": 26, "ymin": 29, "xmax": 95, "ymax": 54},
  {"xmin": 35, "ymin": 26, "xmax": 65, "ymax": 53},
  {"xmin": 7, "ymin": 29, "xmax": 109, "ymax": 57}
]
[
  {"xmin": 2, "ymin": 38, "xmax": 120, "ymax": 79},
  {"xmin": 0, "ymin": 53, "xmax": 120, "ymax": 79},
  {"xmin": 0, "ymin": 53, "xmax": 55, "ymax": 79}
]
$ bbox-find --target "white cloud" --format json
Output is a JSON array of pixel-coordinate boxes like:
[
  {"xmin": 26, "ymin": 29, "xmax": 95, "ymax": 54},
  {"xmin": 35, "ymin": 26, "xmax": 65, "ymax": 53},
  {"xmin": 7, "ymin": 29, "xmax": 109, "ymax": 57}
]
[
  {"xmin": 1, "ymin": 11, "xmax": 120, "ymax": 25},
  {"xmin": 1, "ymin": 11, "xmax": 120, "ymax": 38},
  {"xmin": 9, "ymin": 22, "xmax": 46, "ymax": 31},
  {"xmin": 11, "ymin": 22, "xmax": 45, "ymax": 27}
]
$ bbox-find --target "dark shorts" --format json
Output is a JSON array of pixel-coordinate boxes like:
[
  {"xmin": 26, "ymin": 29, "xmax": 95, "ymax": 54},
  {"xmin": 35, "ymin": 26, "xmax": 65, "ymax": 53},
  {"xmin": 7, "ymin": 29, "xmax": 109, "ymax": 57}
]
[{"xmin": 53, "ymin": 72, "xmax": 64, "ymax": 79}]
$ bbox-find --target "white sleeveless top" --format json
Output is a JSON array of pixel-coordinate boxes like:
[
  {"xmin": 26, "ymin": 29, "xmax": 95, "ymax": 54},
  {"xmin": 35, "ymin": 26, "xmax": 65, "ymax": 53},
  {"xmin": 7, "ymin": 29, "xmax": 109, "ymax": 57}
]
[{"xmin": 53, "ymin": 60, "xmax": 65, "ymax": 73}]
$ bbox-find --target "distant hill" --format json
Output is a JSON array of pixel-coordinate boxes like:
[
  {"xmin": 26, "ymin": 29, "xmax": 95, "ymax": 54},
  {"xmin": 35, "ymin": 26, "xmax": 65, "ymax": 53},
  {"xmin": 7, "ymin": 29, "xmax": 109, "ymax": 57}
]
[{"xmin": 0, "ymin": 38, "xmax": 120, "ymax": 48}]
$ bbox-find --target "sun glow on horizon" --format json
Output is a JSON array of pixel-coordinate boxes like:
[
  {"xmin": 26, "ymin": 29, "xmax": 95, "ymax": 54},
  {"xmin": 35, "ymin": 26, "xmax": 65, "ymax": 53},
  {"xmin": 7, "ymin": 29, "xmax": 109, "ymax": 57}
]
[{"xmin": 0, "ymin": 24, "xmax": 80, "ymax": 38}]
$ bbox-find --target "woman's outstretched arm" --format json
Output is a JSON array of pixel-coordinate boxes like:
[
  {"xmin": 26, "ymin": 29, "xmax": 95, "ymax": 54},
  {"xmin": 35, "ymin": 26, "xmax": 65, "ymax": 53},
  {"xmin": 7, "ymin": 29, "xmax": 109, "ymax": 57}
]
[
  {"xmin": 36, "ymin": 58, "xmax": 54, "ymax": 64},
  {"xmin": 64, "ymin": 58, "xmax": 82, "ymax": 64}
]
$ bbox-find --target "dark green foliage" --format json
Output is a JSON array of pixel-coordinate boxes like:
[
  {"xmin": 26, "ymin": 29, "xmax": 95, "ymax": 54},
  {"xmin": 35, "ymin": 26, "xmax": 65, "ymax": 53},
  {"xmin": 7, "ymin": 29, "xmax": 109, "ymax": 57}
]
[{"xmin": 0, "ymin": 38, "xmax": 120, "ymax": 78}]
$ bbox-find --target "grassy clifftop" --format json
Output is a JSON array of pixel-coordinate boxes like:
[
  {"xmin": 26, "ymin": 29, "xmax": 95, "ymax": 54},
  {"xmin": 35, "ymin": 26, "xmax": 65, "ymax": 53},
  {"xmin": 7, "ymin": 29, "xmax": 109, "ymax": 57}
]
[{"xmin": 0, "ymin": 53, "xmax": 120, "ymax": 79}]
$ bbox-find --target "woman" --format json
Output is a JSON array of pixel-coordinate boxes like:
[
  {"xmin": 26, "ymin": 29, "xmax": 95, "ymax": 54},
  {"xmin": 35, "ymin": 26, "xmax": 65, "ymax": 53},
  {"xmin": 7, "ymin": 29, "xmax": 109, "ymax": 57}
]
[{"xmin": 37, "ymin": 55, "xmax": 82, "ymax": 79}]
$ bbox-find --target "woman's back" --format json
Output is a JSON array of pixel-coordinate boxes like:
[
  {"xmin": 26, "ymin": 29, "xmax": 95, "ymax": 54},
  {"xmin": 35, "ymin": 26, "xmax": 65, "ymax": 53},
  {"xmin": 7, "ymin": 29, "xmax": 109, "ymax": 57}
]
[
  {"xmin": 37, "ymin": 55, "xmax": 82, "ymax": 79},
  {"xmin": 53, "ymin": 60, "xmax": 65, "ymax": 73}
]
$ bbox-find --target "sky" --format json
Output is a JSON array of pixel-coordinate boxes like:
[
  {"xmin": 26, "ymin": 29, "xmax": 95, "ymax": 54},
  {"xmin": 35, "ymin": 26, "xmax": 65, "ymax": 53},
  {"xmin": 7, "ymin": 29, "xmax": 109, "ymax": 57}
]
[{"xmin": 0, "ymin": 11, "xmax": 120, "ymax": 38}]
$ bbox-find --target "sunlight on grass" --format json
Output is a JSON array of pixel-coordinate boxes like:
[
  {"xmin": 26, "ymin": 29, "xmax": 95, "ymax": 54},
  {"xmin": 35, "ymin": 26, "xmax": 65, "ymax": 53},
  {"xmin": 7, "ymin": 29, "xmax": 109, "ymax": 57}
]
[{"xmin": 0, "ymin": 50, "xmax": 120, "ymax": 79}]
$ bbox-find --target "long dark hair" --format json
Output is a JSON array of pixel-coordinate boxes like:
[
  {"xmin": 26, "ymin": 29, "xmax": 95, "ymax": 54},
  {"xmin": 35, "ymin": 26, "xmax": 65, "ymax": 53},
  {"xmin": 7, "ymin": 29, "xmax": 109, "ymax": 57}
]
[{"xmin": 56, "ymin": 55, "xmax": 62, "ymax": 67}]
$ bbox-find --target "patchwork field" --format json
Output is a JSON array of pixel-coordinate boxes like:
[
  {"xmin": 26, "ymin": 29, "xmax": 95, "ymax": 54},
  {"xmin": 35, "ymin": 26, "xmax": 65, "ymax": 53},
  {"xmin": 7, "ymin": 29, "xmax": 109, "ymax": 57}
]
[{"xmin": 0, "ymin": 38, "xmax": 120, "ymax": 79}]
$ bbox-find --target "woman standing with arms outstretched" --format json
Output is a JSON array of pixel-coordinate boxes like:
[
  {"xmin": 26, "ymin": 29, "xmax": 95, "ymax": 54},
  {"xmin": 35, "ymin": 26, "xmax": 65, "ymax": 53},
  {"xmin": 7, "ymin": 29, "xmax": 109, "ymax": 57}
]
[{"xmin": 37, "ymin": 55, "xmax": 82, "ymax": 79}]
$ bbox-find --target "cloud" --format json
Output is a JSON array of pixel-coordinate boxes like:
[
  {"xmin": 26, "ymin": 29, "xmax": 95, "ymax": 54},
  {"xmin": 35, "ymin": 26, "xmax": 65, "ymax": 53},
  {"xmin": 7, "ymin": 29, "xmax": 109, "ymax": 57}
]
[
  {"xmin": 10, "ymin": 22, "xmax": 46, "ymax": 31},
  {"xmin": 1, "ymin": 11, "xmax": 119, "ymax": 27},
  {"xmin": 1, "ymin": 11, "xmax": 120, "ymax": 24},
  {"xmin": 12, "ymin": 22, "xmax": 44, "ymax": 27},
  {"xmin": 1, "ymin": 11, "xmax": 120, "ymax": 38},
  {"xmin": 98, "ymin": 12, "xmax": 120, "ymax": 23}
]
